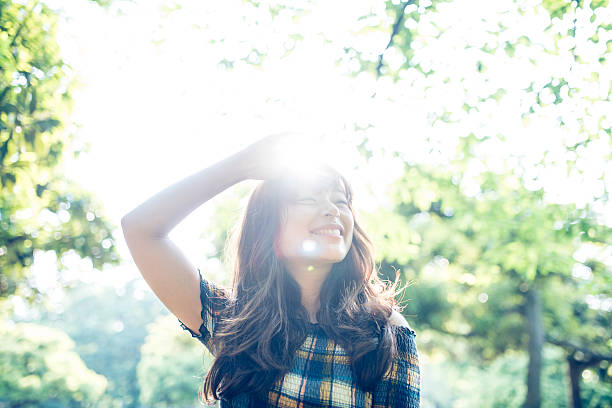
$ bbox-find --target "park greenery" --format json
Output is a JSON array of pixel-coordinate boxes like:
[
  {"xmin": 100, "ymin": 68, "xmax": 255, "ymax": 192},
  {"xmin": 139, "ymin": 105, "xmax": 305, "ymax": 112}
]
[
  {"xmin": 0, "ymin": 0, "xmax": 120, "ymax": 318},
  {"xmin": 1, "ymin": 0, "xmax": 610, "ymax": 407}
]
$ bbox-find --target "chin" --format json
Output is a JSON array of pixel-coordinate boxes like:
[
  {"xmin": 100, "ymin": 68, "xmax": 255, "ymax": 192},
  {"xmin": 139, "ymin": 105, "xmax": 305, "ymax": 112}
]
[
  {"xmin": 289, "ymin": 239, "xmax": 349, "ymax": 261},
  {"xmin": 319, "ymin": 250, "xmax": 348, "ymax": 262},
  {"xmin": 295, "ymin": 250, "xmax": 345, "ymax": 263}
]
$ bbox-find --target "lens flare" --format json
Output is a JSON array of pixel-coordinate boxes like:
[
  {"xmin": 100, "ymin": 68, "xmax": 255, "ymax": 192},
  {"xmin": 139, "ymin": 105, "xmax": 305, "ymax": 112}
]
[
  {"xmin": 274, "ymin": 132, "xmax": 334, "ymax": 184},
  {"xmin": 302, "ymin": 239, "xmax": 318, "ymax": 253}
]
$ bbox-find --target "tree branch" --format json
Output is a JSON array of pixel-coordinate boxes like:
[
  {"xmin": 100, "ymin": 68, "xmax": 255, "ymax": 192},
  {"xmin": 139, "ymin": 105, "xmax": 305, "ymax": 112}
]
[
  {"xmin": 434, "ymin": 327, "xmax": 477, "ymax": 338},
  {"xmin": 376, "ymin": 0, "xmax": 414, "ymax": 79},
  {"xmin": 546, "ymin": 335, "xmax": 612, "ymax": 361}
]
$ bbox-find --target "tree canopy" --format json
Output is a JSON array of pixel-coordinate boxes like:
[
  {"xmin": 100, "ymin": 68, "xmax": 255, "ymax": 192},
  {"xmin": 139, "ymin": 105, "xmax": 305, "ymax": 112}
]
[
  {"xmin": 0, "ymin": 0, "xmax": 120, "ymax": 317},
  {"xmin": 0, "ymin": 321, "xmax": 108, "ymax": 407}
]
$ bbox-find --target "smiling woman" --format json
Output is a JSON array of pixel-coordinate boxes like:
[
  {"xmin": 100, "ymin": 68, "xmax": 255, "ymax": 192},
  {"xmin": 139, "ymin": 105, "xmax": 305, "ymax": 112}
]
[
  {"xmin": 121, "ymin": 133, "xmax": 420, "ymax": 407},
  {"xmin": 273, "ymin": 175, "xmax": 355, "ymax": 324}
]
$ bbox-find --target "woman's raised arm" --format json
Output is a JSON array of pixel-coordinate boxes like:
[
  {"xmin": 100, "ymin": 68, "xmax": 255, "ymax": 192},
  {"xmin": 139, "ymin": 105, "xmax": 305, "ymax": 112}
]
[
  {"xmin": 120, "ymin": 132, "xmax": 299, "ymax": 339},
  {"xmin": 121, "ymin": 149, "xmax": 250, "ymax": 338}
]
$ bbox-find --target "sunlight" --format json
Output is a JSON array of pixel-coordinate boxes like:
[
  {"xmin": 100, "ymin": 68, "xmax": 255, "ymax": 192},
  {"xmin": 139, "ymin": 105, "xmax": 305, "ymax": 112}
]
[{"xmin": 273, "ymin": 131, "xmax": 344, "ymax": 185}]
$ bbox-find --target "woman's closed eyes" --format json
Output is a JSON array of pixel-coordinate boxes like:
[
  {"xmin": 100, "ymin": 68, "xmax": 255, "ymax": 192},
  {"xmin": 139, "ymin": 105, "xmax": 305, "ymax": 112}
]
[{"xmin": 297, "ymin": 197, "xmax": 348, "ymax": 206}]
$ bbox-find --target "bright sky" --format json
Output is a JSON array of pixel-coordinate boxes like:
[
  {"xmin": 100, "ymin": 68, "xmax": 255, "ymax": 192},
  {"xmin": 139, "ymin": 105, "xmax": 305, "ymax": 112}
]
[
  {"xmin": 14, "ymin": 0, "xmax": 611, "ymax": 317},
  {"xmin": 19, "ymin": 0, "xmax": 406, "ymax": 316}
]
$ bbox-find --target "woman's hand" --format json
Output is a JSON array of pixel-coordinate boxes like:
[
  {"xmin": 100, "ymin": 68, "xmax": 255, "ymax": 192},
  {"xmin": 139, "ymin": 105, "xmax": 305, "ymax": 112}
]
[{"xmin": 236, "ymin": 132, "xmax": 309, "ymax": 181}]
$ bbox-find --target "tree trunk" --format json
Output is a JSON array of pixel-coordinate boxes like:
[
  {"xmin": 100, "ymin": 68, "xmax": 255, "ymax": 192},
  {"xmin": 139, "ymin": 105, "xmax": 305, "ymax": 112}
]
[
  {"xmin": 567, "ymin": 352, "xmax": 603, "ymax": 408},
  {"xmin": 525, "ymin": 288, "xmax": 543, "ymax": 408},
  {"xmin": 568, "ymin": 356, "xmax": 583, "ymax": 408}
]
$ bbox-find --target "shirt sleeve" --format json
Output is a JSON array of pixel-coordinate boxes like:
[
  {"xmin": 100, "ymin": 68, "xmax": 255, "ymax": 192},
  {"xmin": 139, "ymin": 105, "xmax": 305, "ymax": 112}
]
[
  {"xmin": 372, "ymin": 325, "xmax": 420, "ymax": 408},
  {"xmin": 177, "ymin": 267, "xmax": 230, "ymax": 354}
]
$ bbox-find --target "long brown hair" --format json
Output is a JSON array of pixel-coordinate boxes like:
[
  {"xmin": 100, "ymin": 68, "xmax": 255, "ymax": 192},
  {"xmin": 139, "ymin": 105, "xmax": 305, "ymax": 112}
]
[{"xmin": 202, "ymin": 164, "xmax": 405, "ymax": 402}]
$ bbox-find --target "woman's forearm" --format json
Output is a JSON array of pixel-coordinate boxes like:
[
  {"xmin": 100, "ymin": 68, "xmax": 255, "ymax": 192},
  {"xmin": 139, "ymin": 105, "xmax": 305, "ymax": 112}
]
[{"xmin": 121, "ymin": 150, "xmax": 249, "ymax": 238}]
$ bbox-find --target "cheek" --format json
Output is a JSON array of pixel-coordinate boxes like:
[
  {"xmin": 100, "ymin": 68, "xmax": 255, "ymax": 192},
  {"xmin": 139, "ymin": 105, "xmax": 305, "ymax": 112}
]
[
  {"xmin": 273, "ymin": 221, "xmax": 308, "ymax": 259},
  {"xmin": 344, "ymin": 214, "xmax": 354, "ymax": 233}
]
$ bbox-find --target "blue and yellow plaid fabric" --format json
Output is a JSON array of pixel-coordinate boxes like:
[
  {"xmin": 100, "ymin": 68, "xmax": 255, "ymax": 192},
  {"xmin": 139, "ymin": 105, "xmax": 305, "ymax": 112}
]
[{"xmin": 179, "ymin": 268, "xmax": 420, "ymax": 407}]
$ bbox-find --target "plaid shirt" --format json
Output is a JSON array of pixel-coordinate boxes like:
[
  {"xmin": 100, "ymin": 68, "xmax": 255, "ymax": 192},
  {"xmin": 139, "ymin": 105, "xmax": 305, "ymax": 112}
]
[{"xmin": 179, "ymin": 269, "xmax": 420, "ymax": 407}]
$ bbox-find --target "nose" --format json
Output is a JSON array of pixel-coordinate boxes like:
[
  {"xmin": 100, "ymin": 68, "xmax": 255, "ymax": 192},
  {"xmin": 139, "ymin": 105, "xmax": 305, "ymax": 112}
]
[{"xmin": 323, "ymin": 199, "xmax": 340, "ymax": 217}]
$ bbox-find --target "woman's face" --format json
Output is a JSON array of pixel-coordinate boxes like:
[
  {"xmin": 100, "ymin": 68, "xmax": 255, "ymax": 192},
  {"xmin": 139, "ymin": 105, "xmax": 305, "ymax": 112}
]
[{"xmin": 275, "ymin": 180, "xmax": 354, "ymax": 269}]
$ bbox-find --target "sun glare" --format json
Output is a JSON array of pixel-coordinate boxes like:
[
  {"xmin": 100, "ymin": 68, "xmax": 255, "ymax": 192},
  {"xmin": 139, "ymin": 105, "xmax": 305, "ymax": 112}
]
[{"xmin": 272, "ymin": 132, "xmax": 350, "ymax": 190}]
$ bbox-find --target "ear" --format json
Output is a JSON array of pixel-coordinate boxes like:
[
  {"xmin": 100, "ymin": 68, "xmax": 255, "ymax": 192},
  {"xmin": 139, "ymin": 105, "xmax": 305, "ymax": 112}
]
[{"xmin": 389, "ymin": 309, "xmax": 412, "ymax": 329}]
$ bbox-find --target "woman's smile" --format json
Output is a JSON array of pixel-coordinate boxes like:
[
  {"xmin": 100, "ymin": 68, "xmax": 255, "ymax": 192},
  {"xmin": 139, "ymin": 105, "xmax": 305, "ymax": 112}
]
[{"xmin": 310, "ymin": 230, "xmax": 343, "ymax": 239}]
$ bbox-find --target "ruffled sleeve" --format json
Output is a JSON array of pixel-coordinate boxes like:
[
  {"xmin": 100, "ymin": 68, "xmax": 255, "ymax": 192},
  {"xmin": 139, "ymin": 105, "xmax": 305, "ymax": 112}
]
[
  {"xmin": 177, "ymin": 268, "xmax": 230, "ymax": 354},
  {"xmin": 371, "ymin": 325, "xmax": 420, "ymax": 407}
]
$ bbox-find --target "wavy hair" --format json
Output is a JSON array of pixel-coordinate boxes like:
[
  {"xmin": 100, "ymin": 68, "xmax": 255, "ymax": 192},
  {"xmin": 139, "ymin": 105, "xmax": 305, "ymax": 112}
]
[{"xmin": 202, "ymin": 164, "xmax": 405, "ymax": 402}]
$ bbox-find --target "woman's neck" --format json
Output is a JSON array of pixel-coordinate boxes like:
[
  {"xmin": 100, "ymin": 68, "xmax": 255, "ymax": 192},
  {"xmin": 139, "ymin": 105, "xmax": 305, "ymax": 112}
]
[
  {"xmin": 285, "ymin": 262, "xmax": 332, "ymax": 323},
  {"xmin": 302, "ymin": 291, "xmax": 321, "ymax": 323}
]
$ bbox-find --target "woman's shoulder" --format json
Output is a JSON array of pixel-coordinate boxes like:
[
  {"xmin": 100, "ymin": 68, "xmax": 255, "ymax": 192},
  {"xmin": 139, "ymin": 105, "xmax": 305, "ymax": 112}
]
[
  {"xmin": 376, "ymin": 313, "xmax": 420, "ymax": 407},
  {"xmin": 388, "ymin": 309, "xmax": 414, "ymax": 331},
  {"xmin": 387, "ymin": 310, "xmax": 417, "ymax": 356}
]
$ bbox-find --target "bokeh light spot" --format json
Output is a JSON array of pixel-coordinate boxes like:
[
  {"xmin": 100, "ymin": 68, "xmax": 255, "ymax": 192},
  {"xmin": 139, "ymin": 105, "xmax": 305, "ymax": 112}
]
[{"xmin": 302, "ymin": 239, "xmax": 317, "ymax": 253}]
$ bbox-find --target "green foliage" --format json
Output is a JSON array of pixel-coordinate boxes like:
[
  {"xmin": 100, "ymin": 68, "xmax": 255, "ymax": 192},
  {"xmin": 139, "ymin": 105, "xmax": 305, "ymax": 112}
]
[
  {"xmin": 352, "ymin": 0, "xmax": 612, "ymax": 399},
  {"xmin": 156, "ymin": 0, "xmax": 309, "ymax": 70},
  {"xmin": 541, "ymin": 0, "xmax": 574, "ymax": 19},
  {"xmin": 361, "ymin": 152, "xmax": 611, "ymax": 403},
  {"xmin": 0, "ymin": 321, "xmax": 107, "ymax": 407},
  {"xmin": 25, "ymin": 278, "xmax": 169, "ymax": 408},
  {"xmin": 349, "ymin": 0, "xmax": 611, "ymax": 158},
  {"xmin": 0, "ymin": 0, "xmax": 67, "ymax": 182},
  {"xmin": 0, "ymin": 1, "xmax": 120, "ymax": 316},
  {"xmin": 422, "ymin": 344, "xmax": 610, "ymax": 407},
  {"xmin": 368, "ymin": 159, "xmax": 610, "ymax": 335},
  {"xmin": 137, "ymin": 314, "xmax": 216, "ymax": 407},
  {"xmin": 543, "ymin": 277, "xmax": 612, "ymax": 365},
  {"xmin": 541, "ymin": 0, "xmax": 607, "ymax": 19},
  {"xmin": 200, "ymin": 180, "xmax": 258, "ymax": 279}
]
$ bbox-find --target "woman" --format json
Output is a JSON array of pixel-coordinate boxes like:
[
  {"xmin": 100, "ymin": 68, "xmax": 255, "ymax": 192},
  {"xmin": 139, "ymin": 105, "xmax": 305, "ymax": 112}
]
[{"xmin": 121, "ymin": 133, "xmax": 420, "ymax": 407}]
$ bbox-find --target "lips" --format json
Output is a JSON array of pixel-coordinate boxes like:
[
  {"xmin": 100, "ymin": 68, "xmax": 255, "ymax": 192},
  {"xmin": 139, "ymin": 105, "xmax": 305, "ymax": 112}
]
[{"xmin": 310, "ymin": 223, "xmax": 344, "ymax": 235}]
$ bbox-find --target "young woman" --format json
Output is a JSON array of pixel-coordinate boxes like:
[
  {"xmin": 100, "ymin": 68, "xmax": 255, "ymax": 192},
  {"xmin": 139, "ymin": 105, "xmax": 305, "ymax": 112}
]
[{"xmin": 121, "ymin": 133, "xmax": 420, "ymax": 407}]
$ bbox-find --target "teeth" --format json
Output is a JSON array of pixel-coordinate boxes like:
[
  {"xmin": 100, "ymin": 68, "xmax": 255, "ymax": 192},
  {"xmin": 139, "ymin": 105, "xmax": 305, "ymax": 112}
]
[{"xmin": 312, "ymin": 229, "xmax": 341, "ymax": 236}]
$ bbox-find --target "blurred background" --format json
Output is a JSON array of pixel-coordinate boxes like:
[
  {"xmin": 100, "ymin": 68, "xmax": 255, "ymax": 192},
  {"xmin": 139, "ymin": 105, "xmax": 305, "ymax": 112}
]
[{"xmin": 1, "ymin": 0, "xmax": 611, "ymax": 406}]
